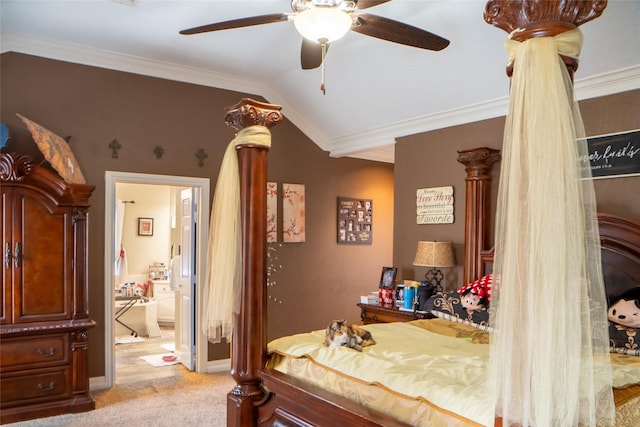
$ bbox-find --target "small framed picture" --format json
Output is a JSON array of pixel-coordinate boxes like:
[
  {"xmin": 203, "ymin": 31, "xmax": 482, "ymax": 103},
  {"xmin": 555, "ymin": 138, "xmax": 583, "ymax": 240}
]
[
  {"xmin": 379, "ymin": 266, "xmax": 397, "ymax": 289},
  {"xmin": 138, "ymin": 217, "xmax": 154, "ymax": 236}
]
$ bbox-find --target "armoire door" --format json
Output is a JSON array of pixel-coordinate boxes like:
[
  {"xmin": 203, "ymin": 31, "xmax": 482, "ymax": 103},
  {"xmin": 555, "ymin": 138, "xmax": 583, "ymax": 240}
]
[{"xmin": 11, "ymin": 187, "xmax": 72, "ymax": 323}]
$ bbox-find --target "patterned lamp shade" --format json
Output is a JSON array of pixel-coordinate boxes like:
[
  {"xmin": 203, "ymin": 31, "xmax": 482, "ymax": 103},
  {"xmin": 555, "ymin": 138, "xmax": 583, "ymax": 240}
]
[{"xmin": 412, "ymin": 241, "xmax": 456, "ymax": 267}]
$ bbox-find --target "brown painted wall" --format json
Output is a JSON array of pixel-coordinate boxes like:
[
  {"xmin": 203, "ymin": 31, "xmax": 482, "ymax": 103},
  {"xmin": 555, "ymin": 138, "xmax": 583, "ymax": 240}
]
[
  {"xmin": 0, "ymin": 53, "xmax": 394, "ymax": 377},
  {"xmin": 3, "ymin": 51, "xmax": 637, "ymax": 379},
  {"xmin": 394, "ymin": 89, "xmax": 640, "ymax": 289}
]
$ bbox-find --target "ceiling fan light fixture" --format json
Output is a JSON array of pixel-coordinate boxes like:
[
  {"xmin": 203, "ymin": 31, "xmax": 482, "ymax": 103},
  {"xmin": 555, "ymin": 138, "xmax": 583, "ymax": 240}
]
[{"xmin": 294, "ymin": 8, "xmax": 352, "ymax": 43}]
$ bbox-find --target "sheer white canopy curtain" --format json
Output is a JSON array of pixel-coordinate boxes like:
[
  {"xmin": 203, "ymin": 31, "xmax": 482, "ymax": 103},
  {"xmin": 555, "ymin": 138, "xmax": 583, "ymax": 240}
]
[{"xmin": 488, "ymin": 28, "xmax": 613, "ymax": 427}]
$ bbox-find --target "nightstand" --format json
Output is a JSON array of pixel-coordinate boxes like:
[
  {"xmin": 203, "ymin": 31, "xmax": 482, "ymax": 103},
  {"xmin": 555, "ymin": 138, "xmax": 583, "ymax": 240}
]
[{"xmin": 357, "ymin": 303, "xmax": 433, "ymax": 324}]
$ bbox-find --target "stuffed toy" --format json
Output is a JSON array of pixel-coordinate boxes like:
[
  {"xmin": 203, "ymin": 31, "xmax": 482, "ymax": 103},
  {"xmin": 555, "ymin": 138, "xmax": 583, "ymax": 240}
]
[
  {"xmin": 608, "ymin": 287, "xmax": 640, "ymax": 328},
  {"xmin": 607, "ymin": 287, "xmax": 640, "ymax": 356},
  {"xmin": 457, "ymin": 275, "xmax": 492, "ymax": 312}
]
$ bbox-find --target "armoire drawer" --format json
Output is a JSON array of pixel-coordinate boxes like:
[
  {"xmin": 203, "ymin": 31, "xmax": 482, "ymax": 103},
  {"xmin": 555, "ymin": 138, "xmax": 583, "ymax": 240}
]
[
  {"xmin": 0, "ymin": 334, "xmax": 69, "ymax": 370},
  {"xmin": 0, "ymin": 367, "xmax": 71, "ymax": 406}
]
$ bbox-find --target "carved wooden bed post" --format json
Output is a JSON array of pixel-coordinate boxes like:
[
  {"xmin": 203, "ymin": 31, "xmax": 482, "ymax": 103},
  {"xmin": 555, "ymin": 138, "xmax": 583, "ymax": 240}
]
[
  {"xmin": 457, "ymin": 147, "xmax": 500, "ymax": 285},
  {"xmin": 224, "ymin": 98, "xmax": 283, "ymax": 427},
  {"xmin": 484, "ymin": 0, "xmax": 607, "ymax": 77}
]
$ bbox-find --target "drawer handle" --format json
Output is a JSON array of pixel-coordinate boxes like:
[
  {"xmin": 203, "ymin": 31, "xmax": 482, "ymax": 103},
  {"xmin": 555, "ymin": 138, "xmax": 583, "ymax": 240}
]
[
  {"xmin": 37, "ymin": 382, "xmax": 56, "ymax": 392},
  {"xmin": 36, "ymin": 347, "xmax": 56, "ymax": 357},
  {"xmin": 372, "ymin": 315, "xmax": 378, "ymax": 322}
]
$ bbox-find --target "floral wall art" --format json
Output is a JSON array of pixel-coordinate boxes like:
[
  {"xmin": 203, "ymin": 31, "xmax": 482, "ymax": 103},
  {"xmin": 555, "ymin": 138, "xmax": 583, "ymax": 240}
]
[
  {"xmin": 282, "ymin": 183, "xmax": 305, "ymax": 243},
  {"xmin": 267, "ymin": 182, "xmax": 278, "ymax": 243}
]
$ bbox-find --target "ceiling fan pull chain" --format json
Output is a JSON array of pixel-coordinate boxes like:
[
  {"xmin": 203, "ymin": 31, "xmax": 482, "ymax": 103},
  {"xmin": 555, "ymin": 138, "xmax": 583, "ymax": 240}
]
[{"xmin": 320, "ymin": 40, "xmax": 328, "ymax": 95}]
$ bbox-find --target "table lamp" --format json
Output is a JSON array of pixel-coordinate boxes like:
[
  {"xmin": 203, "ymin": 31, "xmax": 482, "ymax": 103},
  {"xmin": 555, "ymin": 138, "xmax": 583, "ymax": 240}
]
[{"xmin": 412, "ymin": 241, "xmax": 456, "ymax": 289}]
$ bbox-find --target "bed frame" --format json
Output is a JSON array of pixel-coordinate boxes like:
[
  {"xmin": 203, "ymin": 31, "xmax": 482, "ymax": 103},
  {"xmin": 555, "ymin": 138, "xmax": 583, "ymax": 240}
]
[{"xmin": 224, "ymin": 2, "xmax": 619, "ymax": 426}]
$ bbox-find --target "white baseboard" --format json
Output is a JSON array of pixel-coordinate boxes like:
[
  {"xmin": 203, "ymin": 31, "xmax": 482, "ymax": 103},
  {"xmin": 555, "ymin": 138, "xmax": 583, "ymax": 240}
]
[
  {"xmin": 90, "ymin": 376, "xmax": 109, "ymax": 391},
  {"xmin": 206, "ymin": 358, "xmax": 231, "ymax": 373}
]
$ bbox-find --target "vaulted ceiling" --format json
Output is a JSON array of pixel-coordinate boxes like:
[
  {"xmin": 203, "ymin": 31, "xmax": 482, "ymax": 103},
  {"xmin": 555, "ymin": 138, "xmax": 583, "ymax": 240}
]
[{"xmin": 1, "ymin": 1, "xmax": 638, "ymax": 163}]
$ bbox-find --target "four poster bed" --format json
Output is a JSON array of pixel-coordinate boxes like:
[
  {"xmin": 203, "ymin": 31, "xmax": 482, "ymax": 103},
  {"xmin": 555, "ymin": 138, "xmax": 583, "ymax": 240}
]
[{"xmin": 222, "ymin": 1, "xmax": 639, "ymax": 426}]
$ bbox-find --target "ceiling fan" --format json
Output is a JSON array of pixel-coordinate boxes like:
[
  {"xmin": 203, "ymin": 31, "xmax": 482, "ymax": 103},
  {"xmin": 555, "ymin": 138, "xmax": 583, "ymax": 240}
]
[{"xmin": 179, "ymin": 0, "xmax": 450, "ymax": 72}]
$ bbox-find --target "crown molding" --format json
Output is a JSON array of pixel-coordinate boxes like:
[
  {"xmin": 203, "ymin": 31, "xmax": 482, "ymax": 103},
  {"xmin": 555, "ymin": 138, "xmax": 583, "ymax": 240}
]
[
  {"xmin": 337, "ymin": 145, "xmax": 396, "ymax": 163},
  {"xmin": 331, "ymin": 65, "xmax": 640, "ymax": 163},
  {"xmin": 1, "ymin": 32, "xmax": 265, "ymax": 94},
  {"xmin": 329, "ymin": 96, "xmax": 509, "ymax": 160},
  {"xmin": 574, "ymin": 65, "xmax": 640, "ymax": 101}
]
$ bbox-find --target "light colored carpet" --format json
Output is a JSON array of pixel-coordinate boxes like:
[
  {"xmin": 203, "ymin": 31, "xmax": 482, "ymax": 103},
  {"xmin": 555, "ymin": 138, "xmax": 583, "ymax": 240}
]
[{"xmin": 4, "ymin": 371, "xmax": 234, "ymax": 426}]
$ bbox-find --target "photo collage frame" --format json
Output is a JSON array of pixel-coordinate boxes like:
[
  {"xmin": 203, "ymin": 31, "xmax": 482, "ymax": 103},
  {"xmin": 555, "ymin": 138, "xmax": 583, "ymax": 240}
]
[{"xmin": 337, "ymin": 197, "xmax": 372, "ymax": 245}]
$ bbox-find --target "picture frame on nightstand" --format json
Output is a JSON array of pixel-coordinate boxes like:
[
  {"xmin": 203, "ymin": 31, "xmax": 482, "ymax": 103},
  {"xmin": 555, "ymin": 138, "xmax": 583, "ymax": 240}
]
[
  {"xmin": 378, "ymin": 266, "xmax": 397, "ymax": 307},
  {"xmin": 379, "ymin": 266, "xmax": 397, "ymax": 289}
]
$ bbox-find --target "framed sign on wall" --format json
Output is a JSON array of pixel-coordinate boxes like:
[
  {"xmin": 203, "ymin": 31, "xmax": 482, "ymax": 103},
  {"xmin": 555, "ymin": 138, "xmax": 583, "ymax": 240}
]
[
  {"xmin": 580, "ymin": 129, "xmax": 640, "ymax": 179},
  {"xmin": 337, "ymin": 197, "xmax": 372, "ymax": 245},
  {"xmin": 416, "ymin": 186, "xmax": 454, "ymax": 224}
]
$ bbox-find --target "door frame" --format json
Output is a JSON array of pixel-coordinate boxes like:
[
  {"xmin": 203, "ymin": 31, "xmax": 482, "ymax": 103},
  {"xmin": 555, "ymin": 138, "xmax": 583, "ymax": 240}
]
[{"xmin": 104, "ymin": 171, "xmax": 210, "ymax": 388}]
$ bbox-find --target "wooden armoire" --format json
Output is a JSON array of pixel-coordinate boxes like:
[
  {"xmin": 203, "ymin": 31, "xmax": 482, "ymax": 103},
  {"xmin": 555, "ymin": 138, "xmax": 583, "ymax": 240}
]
[{"xmin": 0, "ymin": 153, "xmax": 96, "ymax": 424}]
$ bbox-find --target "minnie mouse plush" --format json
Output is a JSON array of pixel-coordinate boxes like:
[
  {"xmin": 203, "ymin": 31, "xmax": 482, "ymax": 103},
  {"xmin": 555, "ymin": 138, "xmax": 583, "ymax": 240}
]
[
  {"xmin": 608, "ymin": 287, "xmax": 640, "ymax": 328},
  {"xmin": 457, "ymin": 275, "xmax": 492, "ymax": 312}
]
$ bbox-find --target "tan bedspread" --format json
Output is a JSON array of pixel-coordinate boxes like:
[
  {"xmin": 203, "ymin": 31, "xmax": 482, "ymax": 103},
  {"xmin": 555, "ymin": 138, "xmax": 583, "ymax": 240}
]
[{"xmin": 266, "ymin": 319, "xmax": 640, "ymax": 426}]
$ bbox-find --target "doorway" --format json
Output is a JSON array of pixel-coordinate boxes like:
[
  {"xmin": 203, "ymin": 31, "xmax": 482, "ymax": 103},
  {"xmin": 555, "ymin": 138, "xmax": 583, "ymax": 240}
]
[{"xmin": 104, "ymin": 171, "xmax": 209, "ymax": 388}]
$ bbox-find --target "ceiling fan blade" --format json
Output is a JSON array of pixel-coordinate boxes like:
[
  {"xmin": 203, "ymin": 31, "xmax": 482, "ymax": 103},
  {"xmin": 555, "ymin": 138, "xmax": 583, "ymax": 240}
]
[
  {"xmin": 301, "ymin": 38, "xmax": 328, "ymax": 70},
  {"xmin": 180, "ymin": 13, "xmax": 292, "ymax": 35},
  {"xmin": 355, "ymin": 0, "xmax": 391, "ymax": 10},
  {"xmin": 350, "ymin": 13, "xmax": 449, "ymax": 51}
]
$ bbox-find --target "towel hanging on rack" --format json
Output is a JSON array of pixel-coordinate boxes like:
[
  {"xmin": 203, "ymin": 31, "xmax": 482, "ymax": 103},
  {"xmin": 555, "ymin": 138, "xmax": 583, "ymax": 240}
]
[
  {"xmin": 170, "ymin": 255, "xmax": 181, "ymax": 291},
  {"xmin": 115, "ymin": 245, "xmax": 128, "ymax": 281}
]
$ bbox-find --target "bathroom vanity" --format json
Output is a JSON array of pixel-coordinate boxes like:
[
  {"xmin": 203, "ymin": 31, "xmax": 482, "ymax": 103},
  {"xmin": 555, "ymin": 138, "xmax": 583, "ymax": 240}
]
[{"xmin": 153, "ymin": 280, "xmax": 175, "ymax": 324}]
